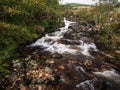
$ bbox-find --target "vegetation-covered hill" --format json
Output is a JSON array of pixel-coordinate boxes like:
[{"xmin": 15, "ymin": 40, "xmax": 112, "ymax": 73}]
[
  {"xmin": 0, "ymin": 0, "xmax": 63, "ymax": 73},
  {"xmin": 63, "ymin": 3, "xmax": 91, "ymax": 7}
]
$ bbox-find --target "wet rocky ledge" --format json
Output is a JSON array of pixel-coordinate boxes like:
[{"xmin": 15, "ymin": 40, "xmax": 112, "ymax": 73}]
[{"xmin": 0, "ymin": 20, "xmax": 120, "ymax": 90}]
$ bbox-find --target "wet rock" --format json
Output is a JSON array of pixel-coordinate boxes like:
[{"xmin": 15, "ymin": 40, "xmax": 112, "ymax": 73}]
[
  {"xmin": 76, "ymin": 80, "xmax": 95, "ymax": 90},
  {"xmin": 75, "ymin": 66, "xmax": 92, "ymax": 80},
  {"xmin": 70, "ymin": 25, "xmax": 83, "ymax": 32},
  {"xmin": 70, "ymin": 45, "xmax": 78, "ymax": 50},
  {"xmin": 94, "ymin": 69, "xmax": 120, "ymax": 88},
  {"xmin": 58, "ymin": 39, "xmax": 81, "ymax": 45},
  {"xmin": 80, "ymin": 37, "xmax": 93, "ymax": 44},
  {"xmin": 93, "ymin": 78, "xmax": 120, "ymax": 90},
  {"xmin": 64, "ymin": 31, "xmax": 76, "ymax": 40},
  {"xmin": 94, "ymin": 69, "xmax": 120, "ymax": 90}
]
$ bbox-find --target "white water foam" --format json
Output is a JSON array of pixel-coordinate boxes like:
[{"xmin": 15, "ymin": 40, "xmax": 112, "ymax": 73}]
[
  {"xmin": 94, "ymin": 69, "xmax": 120, "ymax": 83},
  {"xmin": 30, "ymin": 18, "xmax": 97, "ymax": 56},
  {"xmin": 63, "ymin": 17, "xmax": 77, "ymax": 29},
  {"xmin": 77, "ymin": 41, "xmax": 97, "ymax": 56}
]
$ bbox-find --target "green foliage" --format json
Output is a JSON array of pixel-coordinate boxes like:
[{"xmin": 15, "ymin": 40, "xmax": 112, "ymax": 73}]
[
  {"xmin": 77, "ymin": 9, "xmax": 93, "ymax": 21},
  {"xmin": 99, "ymin": 28, "xmax": 107, "ymax": 36},
  {"xmin": 90, "ymin": 4, "xmax": 120, "ymax": 49},
  {"xmin": 0, "ymin": 0, "xmax": 63, "ymax": 73},
  {"xmin": 74, "ymin": 3, "xmax": 120, "ymax": 49},
  {"xmin": 113, "ymin": 2, "xmax": 120, "ymax": 8}
]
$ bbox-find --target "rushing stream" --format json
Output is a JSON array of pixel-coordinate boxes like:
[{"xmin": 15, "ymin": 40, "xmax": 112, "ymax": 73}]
[
  {"xmin": 30, "ymin": 18, "xmax": 97, "ymax": 56},
  {"xmin": 4, "ymin": 18, "xmax": 119, "ymax": 90}
]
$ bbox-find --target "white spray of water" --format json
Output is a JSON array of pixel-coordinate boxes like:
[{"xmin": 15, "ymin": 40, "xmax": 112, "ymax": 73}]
[
  {"xmin": 63, "ymin": 17, "xmax": 77, "ymax": 29},
  {"xmin": 94, "ymin": 69, "xmax": 120, "ymax": 83}
]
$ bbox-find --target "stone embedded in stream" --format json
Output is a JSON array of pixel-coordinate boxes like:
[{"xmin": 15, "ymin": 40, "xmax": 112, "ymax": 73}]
[
  {"xmin": 94, "ymin": 69, "xmax": 120, "ymax": 86},
  {"xmin": 58, "ymin": 39, "xmax": 81, "ymax": 45},
  {"xmin": 76, "ymin": 68, "xmax": 120, "ymax": 90},
  {"xmin": 80, "ymin": 37, "xmax": 94, "ymax": 44},
  {"xmin": 76, "ymin": 80, "xmax": 95, "ymax": 90}
]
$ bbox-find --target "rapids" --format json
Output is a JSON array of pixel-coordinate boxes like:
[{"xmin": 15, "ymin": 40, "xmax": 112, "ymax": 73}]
[
  {"xmin": 26, "ymin": 18, "xmax": 120, "ymax": 90},
  {"xmin": 30, "ymin": 18, "xmax": 97, "ymax": 56}
]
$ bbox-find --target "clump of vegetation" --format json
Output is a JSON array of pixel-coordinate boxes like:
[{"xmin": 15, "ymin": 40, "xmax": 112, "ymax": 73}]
[
  {"xmin": 0, "ymin": 0, "xmax": 63, "ymax": 73},
  {"xmin": 73, "ymin": 2, "xmax": 120, "ymax": 50},
  {"xmin": 62, "ymin": 3, "xmax": 92, "ymax": 21},
  {"xmin": 92, "ymin": 4, "xmax": 120, "ymax": 50}
]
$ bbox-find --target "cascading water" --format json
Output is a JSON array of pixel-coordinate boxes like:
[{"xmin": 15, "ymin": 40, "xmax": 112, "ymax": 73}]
[
  {"xmin": 29, "ymin": 18, "xmax": 120, "ymax": 90},
  {"xmin": 94, "ymin": 69, "xmax": 120, "ymax": 84},
  {"xmin": 30, "ymin": 18, "xmax": 97, "ymax": 56}
]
